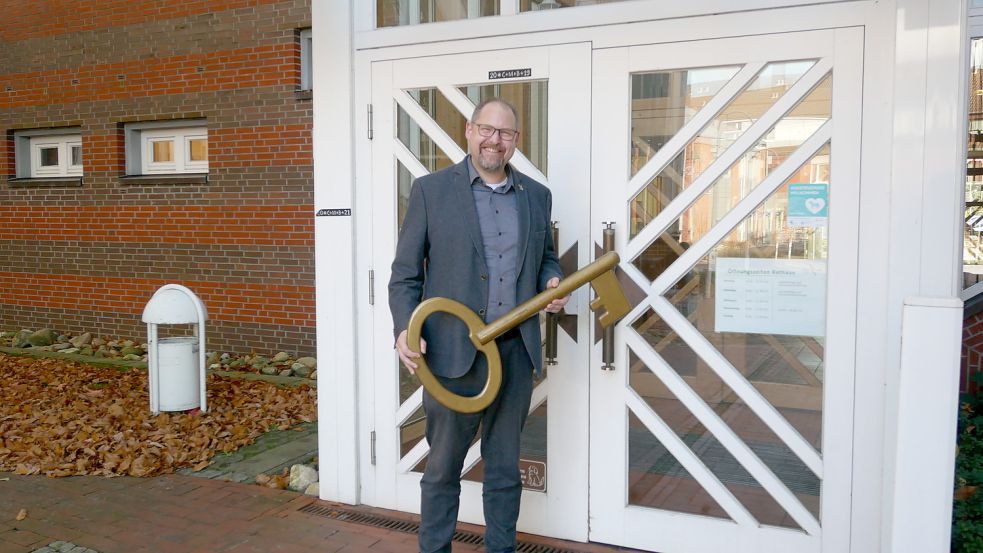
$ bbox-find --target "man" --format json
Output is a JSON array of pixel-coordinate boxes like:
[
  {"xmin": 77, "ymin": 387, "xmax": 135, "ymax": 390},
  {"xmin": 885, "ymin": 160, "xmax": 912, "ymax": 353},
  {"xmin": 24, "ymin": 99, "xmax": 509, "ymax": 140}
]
[{"xmin": 389, "ymin": 98, "xmax": 569, "ymax": 553}]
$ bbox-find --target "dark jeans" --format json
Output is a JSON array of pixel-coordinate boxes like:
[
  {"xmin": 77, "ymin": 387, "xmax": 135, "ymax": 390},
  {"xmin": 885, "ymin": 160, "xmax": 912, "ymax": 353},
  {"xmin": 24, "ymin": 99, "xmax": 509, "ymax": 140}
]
[{"xmin": 418, "ymin": 332, "xmax": 534, "ymax": 553}]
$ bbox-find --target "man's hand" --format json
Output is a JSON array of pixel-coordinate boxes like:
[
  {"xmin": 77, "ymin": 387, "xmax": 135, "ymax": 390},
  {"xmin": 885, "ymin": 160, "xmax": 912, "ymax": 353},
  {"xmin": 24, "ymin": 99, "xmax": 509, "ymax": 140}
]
[
  {"xmin": 543, "ymin": 277, "xmax": 570, "ymax": 313},
  {"xmin": 396, "ymin": 329, "xmax": 427, "ymax": 375}
]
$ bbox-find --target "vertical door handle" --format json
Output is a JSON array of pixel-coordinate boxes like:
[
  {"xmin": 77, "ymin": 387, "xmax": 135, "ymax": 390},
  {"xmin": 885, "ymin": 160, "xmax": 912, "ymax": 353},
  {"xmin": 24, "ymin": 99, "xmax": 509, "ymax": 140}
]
[
  {"xmin": 544, "ymin": 221, "xmax": 559, "ymax": 365},
  {"xmin": 601, "ymin": 222, "xmax": 616, "ymax": 371}
]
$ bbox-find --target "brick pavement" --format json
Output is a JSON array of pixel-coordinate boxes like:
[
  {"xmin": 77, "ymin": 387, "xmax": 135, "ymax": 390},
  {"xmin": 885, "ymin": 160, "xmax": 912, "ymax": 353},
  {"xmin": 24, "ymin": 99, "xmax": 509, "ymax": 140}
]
[{"xmin": 0, "ymin": 473, "xmax": 633, "ymax": 553}]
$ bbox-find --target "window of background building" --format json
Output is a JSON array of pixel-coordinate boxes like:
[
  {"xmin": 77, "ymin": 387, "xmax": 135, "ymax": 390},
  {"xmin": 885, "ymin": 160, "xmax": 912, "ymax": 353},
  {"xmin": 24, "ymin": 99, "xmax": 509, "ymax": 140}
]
[
  {"xmin": 375, "ymin": 0, "xmax": 633, "ymax": 28},
  {"xmin": 967, "ymin": 33, "xmax": 983, "ymax": 290},
  {"xmin": 124, "ymin": 121, "xmax": 208, "ymax": 176},
  {"xmin": 300, "ymin": 28, "xmax": 312, "ymax": 91},
  {"xmin": 11, "ymin": 129, "xmax": 83, "ymax": 179}
]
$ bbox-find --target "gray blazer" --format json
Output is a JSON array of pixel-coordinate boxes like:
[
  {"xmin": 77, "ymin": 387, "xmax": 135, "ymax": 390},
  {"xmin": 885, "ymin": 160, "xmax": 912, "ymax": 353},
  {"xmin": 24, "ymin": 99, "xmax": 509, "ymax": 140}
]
[{"xmin": 389, "ymin": 159, "xmax": 562, "ymax": 378}]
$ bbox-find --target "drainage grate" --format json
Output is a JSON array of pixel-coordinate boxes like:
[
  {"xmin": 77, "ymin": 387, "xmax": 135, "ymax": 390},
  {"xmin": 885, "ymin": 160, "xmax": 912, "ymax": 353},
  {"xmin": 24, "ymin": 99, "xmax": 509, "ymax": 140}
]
[{"xmin": 299, "ymin": 503, "xmax": 587, "ymax": 553}]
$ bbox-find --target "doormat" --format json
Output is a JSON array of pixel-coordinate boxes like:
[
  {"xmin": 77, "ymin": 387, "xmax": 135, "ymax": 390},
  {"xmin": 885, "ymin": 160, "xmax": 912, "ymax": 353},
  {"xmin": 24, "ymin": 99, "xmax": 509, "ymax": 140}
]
[{"xmin": 298, "ymin": 503, "xmax": 588, "ymax": 553}]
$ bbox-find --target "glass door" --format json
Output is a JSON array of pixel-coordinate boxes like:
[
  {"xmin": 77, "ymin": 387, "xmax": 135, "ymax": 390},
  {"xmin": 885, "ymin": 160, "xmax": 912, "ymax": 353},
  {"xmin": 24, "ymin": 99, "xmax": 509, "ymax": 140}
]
[
  {"xmin": 588, "ymin": 28, "xmax": 863, "ymax": 553},
  {"xmin": 365, "ymin": 43, "xmax": 593, "ymax": 541}
]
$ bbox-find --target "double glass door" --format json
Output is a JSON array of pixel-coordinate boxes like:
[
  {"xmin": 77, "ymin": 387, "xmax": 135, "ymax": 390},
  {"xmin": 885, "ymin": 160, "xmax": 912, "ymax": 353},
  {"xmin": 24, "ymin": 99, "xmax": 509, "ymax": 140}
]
[{"xmin": 362, "ymin": 25, "xmax": 862, "ymax": 553}]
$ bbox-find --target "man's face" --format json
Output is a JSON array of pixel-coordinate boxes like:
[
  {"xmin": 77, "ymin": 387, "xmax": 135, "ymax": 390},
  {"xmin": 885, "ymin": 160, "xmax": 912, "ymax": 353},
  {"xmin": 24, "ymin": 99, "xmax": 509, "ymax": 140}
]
[{"xmin": 465, "ymin": 102, "xmax": 518, "ymax": 175}]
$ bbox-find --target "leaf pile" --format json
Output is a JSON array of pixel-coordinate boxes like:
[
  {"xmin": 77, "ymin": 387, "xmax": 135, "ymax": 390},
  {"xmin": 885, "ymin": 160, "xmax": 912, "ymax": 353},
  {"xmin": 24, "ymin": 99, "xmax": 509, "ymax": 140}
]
[{"xmin": 0, "ymin": 353, "xmax": 317, "ymax": 478}]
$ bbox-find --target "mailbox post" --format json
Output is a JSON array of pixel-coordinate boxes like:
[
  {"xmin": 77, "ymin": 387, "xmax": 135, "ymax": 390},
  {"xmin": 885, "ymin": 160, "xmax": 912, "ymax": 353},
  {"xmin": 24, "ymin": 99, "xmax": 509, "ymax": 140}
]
[{"xmin": 141, "ymin": 284, "xmax": 208, "ymax": 414}]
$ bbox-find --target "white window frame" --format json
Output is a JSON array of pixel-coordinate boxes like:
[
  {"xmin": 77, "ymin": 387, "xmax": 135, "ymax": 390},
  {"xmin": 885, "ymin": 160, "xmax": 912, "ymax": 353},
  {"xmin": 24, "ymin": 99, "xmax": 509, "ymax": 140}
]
[
  {"xmin": 127, "ymin": 123, "xmax": 208, "ymax": 175},
  {"xmin": 28, "ymin": 134, "xmax": 82, "ymax": 178},
  {"xmin": 301, "ymin": 28, "xmax": 313, "ymax": 90}
]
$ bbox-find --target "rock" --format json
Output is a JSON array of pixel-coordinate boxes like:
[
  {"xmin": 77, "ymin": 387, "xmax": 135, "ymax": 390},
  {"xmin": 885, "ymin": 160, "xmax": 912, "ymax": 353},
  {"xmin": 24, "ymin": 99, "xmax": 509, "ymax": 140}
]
[
  {"xmin": 291, "ymin": 363, "xmax": 313, "ymax": 378},
  {"xmin": 122, "ymin": 354, "xmax": 142, "ymax": 361},
  {"xmin": 250, "ymin": 356, "xmax": 269, "ymax": 369},
  {"xmin": 107, "ymin": 340, "xmax": 119, "ymax": 349},
  {"xmin": 304, "ymin": 481, "xmax": 320, "ymax": 497},
  {"xmin": 57, "ymin": 334, "xmax": 70, "ymax": 342},
  {"xmin": 121, "ymin": 340, "xmax": 135, "ymax": 348},
  {"xmin": 272, "ymin": 351, "xmax": 291, "ymax": 363},
  {"xmin": 12, "ymin": 330, "xmax": 32, "ymax": 348},
  {"xmin": 220, "ymin": 352, "xmax": 231, "ymax": 360},
  {"xmin": 0, "ymin": 331, "xmax": 16, "ymax": 339},
  {"xmin": 80, "ymin": 346, "xmax": 94, "ymax": 356},
  {"xmin": 310, "ymin": 370, "xmax": 317, "ymax": 380},
  {"xmin": 260, "ymin": 365, "xmax": 279, "ymax": 376},
  {"xmin": 69, "ymin": 332, "xmax": 92, "ymax": 348},
  {"xmin": 61, "ymin": 348, "xmax": 80, "ymax": 355},
  {"xmin": 295, "ymin": 357, "xmax": 317, "ymax": 370},
  {"xmin": 288, "ymin": 464, "xmax": 318, "ymax": 492},
  {"xmin": 120, "ymin": 346, "xmax": 143, "ymax": 356},
  {"xmin": 278, "ymin": 369, "xmax": 293, "ymax": 377},
  {"xmin": 206, "ymin": 351, "xmax": 221, "ymax": 366},
  {"xmin": 52, "ymin": 343, "xmax": 72, "ymax": 351},
  {"xmin": 209, "ymin": 363, "xmax": 222, "ymax": 370},
  {"xmin": 94, "ymin": 350, "xmax": 107, "ymax": 358},
  {"xmin": 91, "ymin": 337, "xmax": 105, "ymax": 347},
  {"xmin": 228, "ymin": 359, "xmax": 244, "ymax": 369},
  {"xmin": 27, "ymin": 329, "xmax": 58, "ymax": 347}
]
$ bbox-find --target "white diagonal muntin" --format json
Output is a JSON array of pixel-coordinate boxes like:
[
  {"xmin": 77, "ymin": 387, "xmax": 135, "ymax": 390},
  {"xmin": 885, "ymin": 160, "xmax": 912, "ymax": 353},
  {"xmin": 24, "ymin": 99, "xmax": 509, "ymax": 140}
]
[
  {"xmin": 396, "ymin": 386, "xmax": 424, "ymax": 426},
  {"xmin": 626, "ymin": 331, "xmax": 821, "ymax": 535},
  {"xmin": 648, "ymin": 295, "xmax": 823, "ymax": 478},
  {"xmin": 624, "ymin": 387, "xmax": 757, "ymax": 527},
  {"xmin": 650, "ymin": 120, "xmax": 832, "ymax": 296},
  {"xmin": 398, "ymin": 435, "xmax": 429, "ymax": 474},
  {"xmin": 394, "ymin": 140, "xmax": 430, "ymax": 180},
  {"xmin": 437, "ymin": 84, "xmax": 549, "ymax": 184},
  {"xmin": 394, "ymin": 89, "xmax": 466, "ymax": 164},
  {"xmin": 626, "ymin": 58, "xmax": 833, "ymax": 263},
  {"xmin": 627, "ymin": 61, "xmax": 766, "ymax": 201},
  {"xmin": 460, "ymin": 379, "xmax": 549, "ymax": 476}
]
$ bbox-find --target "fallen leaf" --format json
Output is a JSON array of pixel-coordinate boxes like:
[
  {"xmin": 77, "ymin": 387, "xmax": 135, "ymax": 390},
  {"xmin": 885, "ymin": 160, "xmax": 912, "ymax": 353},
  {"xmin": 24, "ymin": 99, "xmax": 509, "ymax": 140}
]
[
  {"xmin": 956, "ymin": 485, "xmax": 978, "ymax": 501},
  {"xmin": 15, "ymin": 508, "xmax": 26, "ymax": 521}
]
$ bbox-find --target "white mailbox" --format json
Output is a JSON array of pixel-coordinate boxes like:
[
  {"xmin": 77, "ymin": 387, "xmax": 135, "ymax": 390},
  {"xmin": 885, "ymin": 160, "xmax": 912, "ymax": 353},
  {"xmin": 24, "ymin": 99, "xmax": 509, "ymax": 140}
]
[{"xmin": 142, "ymin": 284, "xmax": 208, "ymax": 414}]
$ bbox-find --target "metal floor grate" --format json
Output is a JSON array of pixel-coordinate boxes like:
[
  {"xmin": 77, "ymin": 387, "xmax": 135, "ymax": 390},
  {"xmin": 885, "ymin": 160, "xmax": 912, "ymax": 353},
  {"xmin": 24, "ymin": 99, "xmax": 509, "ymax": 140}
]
[{"xmin": 298, "ymin": 503, "xmax": 588, "ymax": 553}]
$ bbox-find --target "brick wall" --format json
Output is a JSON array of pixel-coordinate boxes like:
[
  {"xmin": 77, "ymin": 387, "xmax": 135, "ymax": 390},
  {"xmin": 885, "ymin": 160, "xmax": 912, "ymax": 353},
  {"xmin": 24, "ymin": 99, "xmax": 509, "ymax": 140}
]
[
  {"xmin": 964, "ymin": 311, "xmax": 983, "ymax": 394},
  {"xmin": 0, "ymin": 0, "xmax": 316, "ymax": 356}
]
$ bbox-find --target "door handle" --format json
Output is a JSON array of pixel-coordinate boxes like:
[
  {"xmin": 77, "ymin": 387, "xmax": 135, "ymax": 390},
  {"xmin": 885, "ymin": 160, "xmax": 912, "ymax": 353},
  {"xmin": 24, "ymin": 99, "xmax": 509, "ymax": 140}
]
[
  {"xmin": 544, "ymin": 221, "xmax": 559, "ymax": 366},
  {"xmin": 601, "ymin": 222, "xmax": 616, "ymax": 371}
]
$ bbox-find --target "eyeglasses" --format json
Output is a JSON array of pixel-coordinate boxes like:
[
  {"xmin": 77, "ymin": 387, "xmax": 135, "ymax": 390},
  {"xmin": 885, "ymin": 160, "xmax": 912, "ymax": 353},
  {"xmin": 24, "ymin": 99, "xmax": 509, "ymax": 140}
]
[{"xmin": 471, "ymin": 123, "xmax": 518, "ymax": 142}]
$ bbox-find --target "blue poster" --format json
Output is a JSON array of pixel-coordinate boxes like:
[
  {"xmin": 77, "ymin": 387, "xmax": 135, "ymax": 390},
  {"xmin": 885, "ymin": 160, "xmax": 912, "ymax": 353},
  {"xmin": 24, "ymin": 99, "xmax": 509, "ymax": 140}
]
[{"xmin": 787, "ymin": 183, "xmax": 829, "ymax": 228}]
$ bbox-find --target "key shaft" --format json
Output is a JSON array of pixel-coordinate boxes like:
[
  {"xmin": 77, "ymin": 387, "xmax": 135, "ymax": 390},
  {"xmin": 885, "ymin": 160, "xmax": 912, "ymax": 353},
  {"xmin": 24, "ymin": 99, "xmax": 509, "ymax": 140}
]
[{"xmin": 475, "ymin": 251, "xmax": 621, "ymax": 345}]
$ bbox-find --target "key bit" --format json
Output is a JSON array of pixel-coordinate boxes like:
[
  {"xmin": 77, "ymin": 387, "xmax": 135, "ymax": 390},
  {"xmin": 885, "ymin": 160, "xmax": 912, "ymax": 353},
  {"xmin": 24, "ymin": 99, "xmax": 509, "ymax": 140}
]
[{"xmin": 589, "ymin": 269, "xmax": 631, "ymax": 328}]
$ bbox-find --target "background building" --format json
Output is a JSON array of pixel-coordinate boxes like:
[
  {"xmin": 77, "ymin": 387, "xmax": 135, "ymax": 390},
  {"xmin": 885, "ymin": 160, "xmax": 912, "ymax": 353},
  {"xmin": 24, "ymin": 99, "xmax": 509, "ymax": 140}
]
[{"xmin": 0, "ymin": 0, "xmax": 315, "ymax": 356}]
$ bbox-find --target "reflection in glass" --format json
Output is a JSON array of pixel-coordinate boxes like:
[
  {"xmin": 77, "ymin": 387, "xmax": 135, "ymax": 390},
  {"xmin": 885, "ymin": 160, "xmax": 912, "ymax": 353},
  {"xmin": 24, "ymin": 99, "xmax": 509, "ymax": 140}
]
[
  {"xmin": 631, "ymin": 74, "xmax": 831, "ymax": 280},
  {"xmin": 628, "ymin": 324, "xmax": 821, "ymax": 525},
  {"xmin": 521, "ymin": 0, "xmax": 629, "ymax": 10},
  {"xmin": 627, "ymin": 408, "xmax": 730, "ymax": 519},
  {"xmin": 397, "ymin": 91, "xmax": 460, "ymax": 173},
  {"xmin": 378, "ymin": 0, "xmax": 499, "ymax": 27},
  {"xmin": 39, "ymin": 147, "xmax": 58, "ymax": 167},
  {"xmin": 70, "ymin": 145, "xmax": 82, "ymax": 166},
  {"xmin": 152, "ymin": 140, "xmax": 174, "ymax": 163},
  {"xmin": 189, "ymin": 138, "xmax": 207, "ymax": 161},
  {"xmin": 965, "ymin": 38, "xmax": 983, "ymax": 285},
  {"xmin": 628, "ymin": 61, "xmax": 818, "ymax": 247},
  {"xmin": 631, "ymin": 66, "xmax": 740, "ymax": 175},
  {"xmin": 661, "ymin": 145, "xmax": 830, "ymax": 449}
]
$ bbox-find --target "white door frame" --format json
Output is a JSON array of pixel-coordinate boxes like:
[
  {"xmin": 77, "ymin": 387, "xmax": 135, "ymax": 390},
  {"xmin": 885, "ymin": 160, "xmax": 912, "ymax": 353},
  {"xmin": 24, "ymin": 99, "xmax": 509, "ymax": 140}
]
[
  {"xmin": 588, "ymin": 27, "xmax": 863, "ymax": 553},
  {"xmin": 356, "ymin": 42, "xmax": 593, "ymax": 541}
]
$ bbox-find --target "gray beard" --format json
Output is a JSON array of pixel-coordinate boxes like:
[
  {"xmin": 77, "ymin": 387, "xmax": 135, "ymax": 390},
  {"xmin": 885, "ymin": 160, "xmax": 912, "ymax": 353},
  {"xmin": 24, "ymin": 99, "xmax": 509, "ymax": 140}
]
[{"xmin": 476, "ymin": 153, "xmax": 505, "ymax": 173}]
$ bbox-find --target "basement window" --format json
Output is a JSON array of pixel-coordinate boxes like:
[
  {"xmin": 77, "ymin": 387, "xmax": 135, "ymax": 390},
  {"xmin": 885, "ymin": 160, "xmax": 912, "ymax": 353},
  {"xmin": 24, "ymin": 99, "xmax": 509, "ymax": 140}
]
[
  {"xmin": 12, "ymin": 129, "xmax": 83, "ymax": 178},
  {"xmin": 125, "ymin": 120, "xmax": 208, "ymax": 175}
]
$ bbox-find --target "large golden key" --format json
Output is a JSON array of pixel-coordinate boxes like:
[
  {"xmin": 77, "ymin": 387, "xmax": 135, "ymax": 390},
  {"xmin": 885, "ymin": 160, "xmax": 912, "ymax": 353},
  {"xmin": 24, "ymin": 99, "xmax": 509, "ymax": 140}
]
[{"xmin": 407, "ymin": 251, "xmax": 630, "ymax": 413}]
